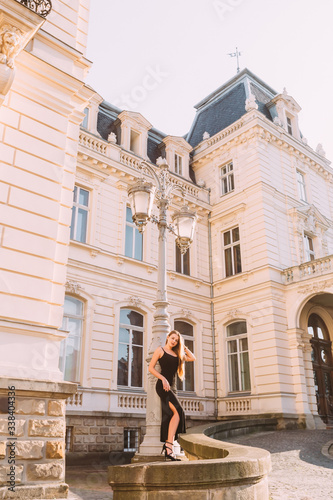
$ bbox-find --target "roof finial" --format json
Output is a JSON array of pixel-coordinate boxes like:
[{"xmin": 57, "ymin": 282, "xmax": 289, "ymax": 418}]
[{"xmin": 228, "ymin": 47, "xmax": 242, "ymax": 74}]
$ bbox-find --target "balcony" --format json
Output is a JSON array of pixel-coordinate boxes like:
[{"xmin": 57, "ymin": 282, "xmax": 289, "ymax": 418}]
[
  {"xmin": 16, "ymin": 0, "xmax": 52, "ymax": 17},
  {"xmin": 282, "ymin": 255, "xmax": 333, "ymax": 283}
]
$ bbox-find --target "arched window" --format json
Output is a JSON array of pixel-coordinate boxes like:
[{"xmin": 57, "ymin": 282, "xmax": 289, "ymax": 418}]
[
  {"xmin": 175, "ymin": 320, "xmax": 195, "ymax": 392},
  {"xmin": 226, "ymin": 321, "xmax": 250, "ymax": 392},
  {"xmin": 117, "ymin": 309, "xmax": 144, "ymax": 388},
  {"xmin": 59, "ymin": 296, "xmax": 84, "ymax": 383}
]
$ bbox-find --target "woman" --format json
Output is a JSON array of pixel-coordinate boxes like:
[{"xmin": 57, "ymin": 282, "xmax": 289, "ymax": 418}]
[{"xmin": 148, "ymin": 330, "xmax": 196, "ymax": 461}]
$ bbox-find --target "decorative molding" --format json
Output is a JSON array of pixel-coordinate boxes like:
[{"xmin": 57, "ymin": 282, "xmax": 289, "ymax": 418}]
[
  {"xmin": 297, "ymin": 279, "xmax": 333, "ymax": 295},
  {"xmin": 179, "ymin": 308, "xmax": 192, "ymax": 318},
  {"xmin": 127, "ymin": 295, "xmax": 145, "ymax": 308},
  {"xmin": 65, "ymin": 280, "xmax": 83, "ymax": 294},
  {"xmin": 245, "ymin": 93, "xmax": 258, "ymax": 112}
]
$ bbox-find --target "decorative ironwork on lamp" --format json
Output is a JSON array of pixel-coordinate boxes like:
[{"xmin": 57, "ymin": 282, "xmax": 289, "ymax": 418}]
[{"xmin": 17, "ymin": 0, "xmax": 52, "ymax": 18}]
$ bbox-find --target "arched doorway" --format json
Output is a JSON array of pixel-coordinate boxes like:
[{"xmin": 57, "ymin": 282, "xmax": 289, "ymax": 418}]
[{"xmin": 308, "ymin": 313, "xmax": 333, "ymax": 424}]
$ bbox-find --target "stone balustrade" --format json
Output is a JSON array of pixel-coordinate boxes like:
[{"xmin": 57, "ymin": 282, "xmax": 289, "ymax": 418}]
[
  {"xmin": 108, "ymin": 420, "xmax": 272, "ymax": 499},
  {"xmin": 282, "ymin": 254, "xmax": 333, "ymax": 283}
]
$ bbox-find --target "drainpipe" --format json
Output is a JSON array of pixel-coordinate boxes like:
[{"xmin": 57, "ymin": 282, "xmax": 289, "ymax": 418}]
[{"xmin": 208, "ymin": 208, "xmax": 218, "ymax": 420}]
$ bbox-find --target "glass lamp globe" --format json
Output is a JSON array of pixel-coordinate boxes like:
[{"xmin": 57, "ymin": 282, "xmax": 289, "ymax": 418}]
[
  {"xmin": 172, "ymin": 205, "xmax": 197, "ymax": 254},
  {"xmin": 128, "ymin": 179, "xmax": 156, "ymax": 232}
]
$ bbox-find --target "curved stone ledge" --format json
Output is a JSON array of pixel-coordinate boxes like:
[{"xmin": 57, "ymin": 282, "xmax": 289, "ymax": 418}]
[{"xmin": 108, "ymin": 421, "xmax": 271, "ymax": 499}]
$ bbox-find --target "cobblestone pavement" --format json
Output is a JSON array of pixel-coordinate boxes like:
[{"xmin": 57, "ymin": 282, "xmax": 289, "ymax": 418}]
[
  {"xmin": 224, "ymin": 429, "xmax": 333, "ymax": 500},
  {"xmin": 65, "ymin": 429, "xmax": 333, "ymax": 500}
]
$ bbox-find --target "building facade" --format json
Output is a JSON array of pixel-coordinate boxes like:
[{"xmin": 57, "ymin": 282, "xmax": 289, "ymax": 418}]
[
  {"xmin": 0, "ymin": 4, "xmax": 332, "ymax": 496},
  {"xmin": 65, "ymin": 69, "xmax": 333, "ymax": 457},
  {"xmin": 0, "ymin": 0, "xmax": 93, "ymax": 498}
]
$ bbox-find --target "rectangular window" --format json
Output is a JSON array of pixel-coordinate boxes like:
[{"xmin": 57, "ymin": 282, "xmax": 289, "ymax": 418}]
[
  {"xmin": 220, "ymin": 162, "xmax": 234, "ymax": 196},
  {"xmin": 65, "ymin": 426, "xmax": 73, "ymax": 452},
  {"xmin": 304, "ymin": 234, "xmax": 315, "ymax": 261},
  {"xmin": 175, "ymin": 321, "xmax": 195, "ymax": 392},
  {"xmin": 59, "ymin": 296, "xmax": 84, "ymax": 383},
  {"xmin": 175, "ymin": 244, "xmax": 190, "ymax": 275},
  {"xmin": 297, "ymin": 170, "xmax": 307, "ymax": 202},
  {"xmin": 70, "ymin": 186, "xmax": 89, "ymax": 243},
  {"xmin": 130, "ymin": 130, "xmax": 140, "ymax": 155},
  {"xmin": 223, "ymin": 227, "xmax": 242, "ymax": 277},
  {"xmin": 227, "ymin": 322, "xmax": 251, "ymax": 392},
  {"xmin": 124, "ymin": 429, "xmax": 138, "ymax": 452},
  {"xmin": 118, "ymin": 309, "xmax": 144, "ymax": 388},
  {"xmin": 286, "ymin": 116, "xmax": 293, "ymax": 135},
  {"xmin": 175, "ymin": 154, "xmax": 183, "ymax": 175},
  {"xmin": 125, "ymin": 207, "xmax": 143, "ymax": 260}
]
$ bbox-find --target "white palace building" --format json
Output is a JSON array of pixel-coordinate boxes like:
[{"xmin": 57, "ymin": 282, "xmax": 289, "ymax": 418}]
[{"xmin": 0, "ymin": 0, "xmax": 332, "ymax": 496}]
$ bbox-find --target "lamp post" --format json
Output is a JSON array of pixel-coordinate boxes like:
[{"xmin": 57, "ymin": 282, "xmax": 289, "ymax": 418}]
[{"xmin": 128, "ymin": 158, "xmax": 197, "ymax": 458}]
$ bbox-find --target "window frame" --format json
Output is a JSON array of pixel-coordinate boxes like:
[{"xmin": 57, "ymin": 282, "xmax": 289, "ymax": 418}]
[
  {"xmin": 175, "ymin": 320, "xmax": 195, "ymax": 393},
  {"xmin": 125, "ymin": 206, "xmax": 143, "ymax": 261},
  {"xmin": 59, "ymin": 296, "xmax": 84, "ymax": 383},
  {"xmin": 81, "ymin": 107, "xmax": 89, "ymax": 129},
  {"xmin": 286, "ymin": 115, "xmax": 293, "ymax": 135},
  {"xmin": 175, "ymin": 244, "xmax": 190, "ymax": 275},
  {"xmin": 220, "ymin": 161, "xmax": 234, "ymax": 197},
  {"xmin": 117, "ymin": 308, "xmax": 144, "ymax": 389},
  {"xmin": 226, "ymin": 321, "xmax": 251, "ymax": 393},
  {"xmin": 174, "ymin": 153, "xmax": 183, "ymax": 176},
  {"xmin": 123, "ymin": 428, "xmax": 139, "ymax": 452},
  {"xmin": 296, "ymin": 170, "xmax": 307, "ymax": 202},
  {"xmin": 222, "ymin": 226, "xmax": 242, "ymax": 278},
  {"xmin": 304, "ymin": 233, "xmax": 315, "ymax": 262},
  {"xmin": 70, "ymin": 185, "xmax": 90, "ymax": 244}
]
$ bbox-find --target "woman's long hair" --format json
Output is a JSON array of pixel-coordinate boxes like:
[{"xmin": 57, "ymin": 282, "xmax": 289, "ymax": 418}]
[{"xmin": 166, "ymin": 330, "xmax": 185, "ymax": 380}]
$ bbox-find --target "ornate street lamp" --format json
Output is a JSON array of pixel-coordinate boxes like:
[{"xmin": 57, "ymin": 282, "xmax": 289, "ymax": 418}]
[{"xmin": 128, "ymin": 158, "xmax": 197, "ymax": 458}]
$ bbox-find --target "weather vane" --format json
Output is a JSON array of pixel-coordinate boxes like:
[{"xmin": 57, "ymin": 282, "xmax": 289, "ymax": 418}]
[{"xmin": 228, "ymin": 47, "xmax": 242, "ymax": 73}]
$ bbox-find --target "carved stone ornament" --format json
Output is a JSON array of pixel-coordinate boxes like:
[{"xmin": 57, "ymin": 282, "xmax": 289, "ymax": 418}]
[
  {"xmin": 179, "ymin": 308, "xmax": 192, "ymax": 318},
  {"xmin": 226, "ymin": 309, "xmax": 241, "ymax": 319},
  {"xmin": 0, "ymin": 25, "xmax": 23, "ymax": 69},
  {"xmin": 128, "ymin": 295, "xmax": 144, "ymax": 308},
  {"xmin": 108, "ymin": 132, "xmax": 117, "ymax": 144},
  {"xmin": 297, "ymin": 279, "xmax": 333, "ymax": 295},
  {"xmin": 0, "ymin": 2, "xmax": 45, "ymax": 104},
  {"xmin": 65, "ymin": 280, "xmax": 83, "ymax": 294},
  {"xmin": 273, "ymin": 116, "xmax": 283, "ymax": 127},
  {"xmin": 316, "ymin": 143, "xmax": 326, "ymax": 157},
  {"xmin": 202, "ymin": 131, "xmax": 210, "ymax": 140},
  {"xmin": 245, "ymin": 93, "xmax": 258, "ymax": 112}
]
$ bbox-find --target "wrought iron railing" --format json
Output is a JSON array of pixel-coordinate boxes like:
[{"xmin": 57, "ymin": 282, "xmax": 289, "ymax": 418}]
[{"xmin": 17, "ymin": 0, "xmax": 52, "ymax": 18}]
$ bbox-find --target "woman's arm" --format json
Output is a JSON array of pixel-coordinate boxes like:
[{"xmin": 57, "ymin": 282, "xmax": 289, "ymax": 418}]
[
  {"xmin": 148, "ymin": 347, "xmax": 170, "ymax": 391},
  {"xmin": 184, "ymin": 345, "xmax": 196, "ymax": 362}
]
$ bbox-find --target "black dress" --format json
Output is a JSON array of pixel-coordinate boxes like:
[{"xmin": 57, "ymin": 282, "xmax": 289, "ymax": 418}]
[{"xmin": 155, "ymin": 348, "xmax": 186, "ymax": 442}]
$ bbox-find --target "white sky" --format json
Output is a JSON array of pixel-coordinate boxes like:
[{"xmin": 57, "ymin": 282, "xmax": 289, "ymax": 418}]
[{"xmin": 86, "ymin": 0, "xmax": 333, "ymax": 162}]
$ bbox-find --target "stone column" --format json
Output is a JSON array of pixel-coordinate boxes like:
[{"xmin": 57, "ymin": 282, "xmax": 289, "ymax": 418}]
[
  {"xmin": 287, "ymin": 328, "xmax": 315, "ymax": 428},
  {"xmin": 0, "ymin": 378, "xmax": 76, "ymax": 499}
]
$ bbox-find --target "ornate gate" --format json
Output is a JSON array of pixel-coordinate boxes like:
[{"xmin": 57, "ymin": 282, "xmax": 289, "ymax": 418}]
[{"xmin": 308, "ymin": 313, "xmax": 333, "ymax": 424}]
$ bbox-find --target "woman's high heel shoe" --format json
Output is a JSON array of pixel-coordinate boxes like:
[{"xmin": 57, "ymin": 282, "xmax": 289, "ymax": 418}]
[{"xmin": 161, "ymin": 441, "xmax": 181, "ymax": 461}]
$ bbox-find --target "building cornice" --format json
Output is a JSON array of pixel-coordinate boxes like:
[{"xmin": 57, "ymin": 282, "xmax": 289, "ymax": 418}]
[{"xmin": 192, "ymin": 110, "xmax": 332, "ymax": 182}]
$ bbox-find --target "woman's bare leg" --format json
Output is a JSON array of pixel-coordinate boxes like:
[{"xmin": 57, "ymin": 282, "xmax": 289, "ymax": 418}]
[{"xmin": 166, "ymin": 401, "xmax": 180, "ymax": 451}]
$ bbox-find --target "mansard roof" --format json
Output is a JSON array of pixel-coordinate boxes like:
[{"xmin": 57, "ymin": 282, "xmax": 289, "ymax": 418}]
[{"xmin": 186, "ymin": 68, "xmax": 278, "ymax": 148}]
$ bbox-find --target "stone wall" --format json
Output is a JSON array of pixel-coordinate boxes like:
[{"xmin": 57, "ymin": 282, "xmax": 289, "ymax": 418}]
[
  {"xmin": 66, "ymin": 414, "xmax": 146, "ymax": 454},
  {"xmin": 0, "ymin": 378, "xmax": 76, "ymax": 500}
]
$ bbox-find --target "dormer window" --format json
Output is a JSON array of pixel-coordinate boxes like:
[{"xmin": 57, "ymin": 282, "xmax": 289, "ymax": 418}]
[
  {"xmin": 130, "ymin": 130, "xmax": 140, "ymax": 155},
  {"xmin": 174, "ymin": 154, "xmax": 183, "ymax": 175},
  {"xmin": 118, "ymin": 111, "xmax": 152, "ymax": 159},
  {"xmin": 162, "ymin": 136, "xmax": 192, "ymax": 180},
  {"xmin": 286, "ymin": 116, "xmax": 293, "ymax": 135}
]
